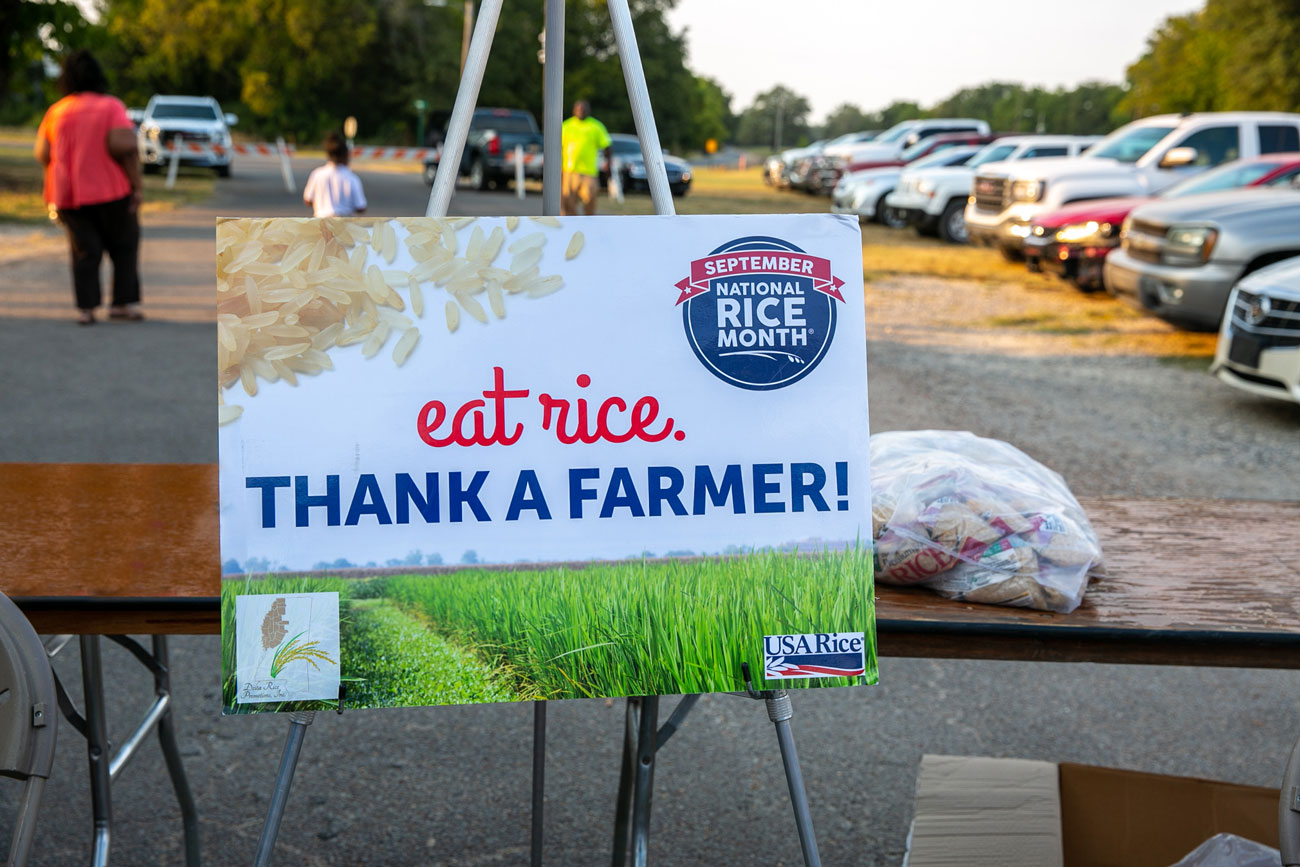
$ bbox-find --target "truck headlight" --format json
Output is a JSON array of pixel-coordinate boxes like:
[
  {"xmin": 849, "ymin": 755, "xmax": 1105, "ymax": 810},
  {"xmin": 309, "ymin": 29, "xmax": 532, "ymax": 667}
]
[
  {"xmin": 916, "ymin": 179, "xmax": 935, "ymax": 198},
  {"xmin": 1162, "ymin": 225, "xmax": 1218, "ymax": 267},
  {"xmin": 1055, "ymin": 221, "xmax": 1114, "ymax": 245},
  {"xmin": 680, "ymin": 171, "xmax": 691, "ymax": 182},
  {"xmin": 146, "ymin": 126, "xmax": 160, "ymax": 141},
  {"xmin": 1011, "ymin": 180, "xmax": 1043, "ymax": 202}
]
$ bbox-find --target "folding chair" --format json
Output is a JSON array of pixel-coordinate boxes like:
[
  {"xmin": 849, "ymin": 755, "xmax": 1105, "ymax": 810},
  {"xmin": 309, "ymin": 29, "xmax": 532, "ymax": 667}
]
[{"xmin": 0, "ymin": 592, "xmax": 57, "ymax": 867}]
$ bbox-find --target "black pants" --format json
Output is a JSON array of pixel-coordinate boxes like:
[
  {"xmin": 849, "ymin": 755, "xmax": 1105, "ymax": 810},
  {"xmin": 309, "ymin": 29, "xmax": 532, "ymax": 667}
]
[{"xmin": 58, "ymin": 195, "xmax": 141, "ymax": 310}]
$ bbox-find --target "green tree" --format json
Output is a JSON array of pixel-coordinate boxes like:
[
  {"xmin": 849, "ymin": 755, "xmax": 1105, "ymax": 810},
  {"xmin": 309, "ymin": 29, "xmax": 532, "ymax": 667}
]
[
  {"xmin": 819, "ymin": 102, "xmax": 873, "ymax": 139},
  {"xmin": 1121, "ymin": 11, "xmax": 1225, "ymax": 117},
  {"xmin": 684, "ymin": 75, "xmax": 732, "ymax": 151},
  {"xmin": 734, "ymin": 85, "xmax": 811, "ymax": 148},
  {"xmin": 1203, "ymin": 0, "xmax": 1300, "ymax": 112},
  {"xmin": 2, "ymin": 0, "xmax": 105, "ymax": 124}
]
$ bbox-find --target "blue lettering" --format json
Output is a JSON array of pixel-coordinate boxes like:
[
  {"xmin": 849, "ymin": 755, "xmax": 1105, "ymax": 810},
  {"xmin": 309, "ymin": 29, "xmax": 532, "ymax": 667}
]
[
  {"xmin": 569, "ymin": 468, "xmax": 600, "ymax": 519},
  {"xmin": 647, "ymin": 466, "xmax": 687, "ymax": 517},
  {"xmin": 600, "ymin": 467, "xmax": 645, "ymax": 518},
  {"xmin": 345, "ymin": 474, "xmax": 392, "ymax": 526},
  {"xmin": 246, "ymin": 476, "xmax": 290, "ymax": 528},
  {"xmin": 506, "ymin": 470, "xmax": 552, "ymax": 521},
  {"xmin": 449, "ymin": 471, "xmax": 490, "ymax": 522},
  {"xmin": 693, "ymin": 465, "xmax": 746, "ymax": 514},
  {"xmin": 753, "ymin": 463, "xmax": 784, "ymax": 514},
  {"xmin": 790, "ymin": 462, "xmax": 829, "ymax": 513},
  {"xmin": 295, "ymin": 475, "xmax": 340, "ymax": 527},
  {"xmin": 395, "ymin": 473, "xmax": 438, "ymax": 524}
]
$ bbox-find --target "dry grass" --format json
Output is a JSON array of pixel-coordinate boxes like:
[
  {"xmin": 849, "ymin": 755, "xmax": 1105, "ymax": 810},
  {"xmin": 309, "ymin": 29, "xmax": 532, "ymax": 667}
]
[{"xmin": 0, "ymin": 146, "xmax": 214, "ymax": 224}]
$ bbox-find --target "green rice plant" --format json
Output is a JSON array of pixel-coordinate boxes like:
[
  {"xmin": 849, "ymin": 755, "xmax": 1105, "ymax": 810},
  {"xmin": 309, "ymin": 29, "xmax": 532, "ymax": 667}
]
[
  {"xmin": 268, "ymin": 633, "xmax": 336, "ymax": 678},
  {"xmin": 384, "ymin": 547, "xmax": 876, "ymax": 702}
]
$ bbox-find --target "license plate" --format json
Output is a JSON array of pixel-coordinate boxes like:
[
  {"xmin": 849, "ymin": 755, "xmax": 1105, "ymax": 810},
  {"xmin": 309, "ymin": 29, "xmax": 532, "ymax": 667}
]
[{"xmin": 1228, "ymin": 331, "xmax": 1262, "ymax": 368}]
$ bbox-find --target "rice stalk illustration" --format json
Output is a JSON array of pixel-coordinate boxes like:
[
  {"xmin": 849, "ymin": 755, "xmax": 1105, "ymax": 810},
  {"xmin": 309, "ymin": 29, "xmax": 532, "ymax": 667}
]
[{"xmin": 269, "ymin": 632, "xmax": 336, "ymax": 678}]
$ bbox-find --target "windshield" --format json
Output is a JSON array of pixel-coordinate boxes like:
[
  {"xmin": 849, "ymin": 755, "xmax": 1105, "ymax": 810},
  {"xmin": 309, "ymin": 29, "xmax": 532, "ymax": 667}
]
[
  {"xmin": 151, "ymin": 103, "xmax": 219, "ymax": 121},
  {"xmin": 610, "ymin": 138, "xmax": 643, "ymax": 157},
  {"xmin": 1163, "ymin": 160, "xmax": 1286, "ymax": 197},
  {"xmin": 874, "ymin": 122, "xmax": 917, "ymax": 144},
  {"xmin": 909, "ymin": 148, "xmax": 976, "ymax": 169},
  {"xmin": 968, "ymin": 143, "xmax": 1017, "ymax": 168},
  {"xmin": 1086, "ymin": 124, "xmax": 1176, "ymax": 163},
  {"xmin": 471, "ymin": 112, "xmax": 538, "ymax": 134},
  {"xmin": 902, "ymin": 138, "xmax": 957, "ymax": 161}
]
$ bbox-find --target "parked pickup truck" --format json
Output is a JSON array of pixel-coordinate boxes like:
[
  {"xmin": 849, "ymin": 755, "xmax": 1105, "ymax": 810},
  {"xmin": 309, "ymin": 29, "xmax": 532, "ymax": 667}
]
[
  {"xmin": 964, "ymin": 112, "xmax": 1300, "ymax": 260},
  {"xmin": 1026, "ymin": 154, "xmax": 1300, "ymax": 291},
  {"xmin": 810, "ymin": 132, "xmax": 993, "ymax": 197},
  {"xmin": 421, "ymin": 107, "xmax": 543, "ymax": 190},
  {"xmin": 831, "ymin": 118, "xmax": 990, "ymax": 168},
  {"xmin": 1103, "ymin": 184, "xmax": 1300, "ymax": 330},
  {"xmin": 887, "ymin": 136, "xmax": 1097, "ymax": 243},
  {"xmin": 137, "ymin": 94, "xmax": 237, "ymax": 176}
]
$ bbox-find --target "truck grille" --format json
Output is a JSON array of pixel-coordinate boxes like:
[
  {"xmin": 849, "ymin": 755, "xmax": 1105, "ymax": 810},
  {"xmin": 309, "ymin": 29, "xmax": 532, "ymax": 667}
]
[
  {"xmin": 1123, "ymin": 218, "xmax": 1166, "ymax": 265},
  {"xmin": 972, "ymin": 176, "xmax": 1007, "ymax": 212},
  {"xmin": 1231, "ymin": 289, "xmax": 1300, "ymax": 346}
]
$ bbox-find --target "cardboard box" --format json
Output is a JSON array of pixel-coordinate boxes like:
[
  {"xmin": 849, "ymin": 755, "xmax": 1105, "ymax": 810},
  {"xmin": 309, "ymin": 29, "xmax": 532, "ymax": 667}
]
[{"xmin": 904, "ymin": 755, "xmax": 1279, "ymax": 867}]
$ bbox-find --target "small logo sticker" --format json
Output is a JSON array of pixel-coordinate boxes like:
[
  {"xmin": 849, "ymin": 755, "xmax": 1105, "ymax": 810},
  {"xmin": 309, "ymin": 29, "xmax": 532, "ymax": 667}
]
[
  {"xmin": 676, "ymin": 236, "xmax": 845, "ymax": 390},
  {"xmin": 236, "ymin": 592, "xmax": 340, "ymax": 704},
  {"xmin": 763, "ymin": 632, "xmax": 865, "ymax": 680}
]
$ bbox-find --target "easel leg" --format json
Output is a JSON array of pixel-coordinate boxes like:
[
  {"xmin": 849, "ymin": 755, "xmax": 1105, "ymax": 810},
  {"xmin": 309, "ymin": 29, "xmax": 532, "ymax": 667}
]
[
  {"xmin": 151, "ymin": 636, "xmax": 201, "ymax": 867},
  {"xmin": 630, "ymin": 696, "xmax": 659, "ymax": 867},
  {"xmin": 531, "ymin": 702, "xmax": 546, "ymax": 867},
  {"xmin": 766, "ymin": 692, "xmax": 821, "ymax": 867},
  {"xmin": 79, "ymin": 635, "xmax": 112, "ymax": 867},
  {"xmin": 610, "ymin": 697, "xmax": 640, "ymax": 867},
  {"xmin": 252, "ymin": 711, "xmax": 315, "ymax": 867}
]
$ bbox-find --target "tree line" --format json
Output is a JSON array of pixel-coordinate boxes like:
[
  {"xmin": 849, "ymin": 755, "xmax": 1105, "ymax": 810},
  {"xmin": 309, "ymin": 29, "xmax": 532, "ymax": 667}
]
[{"xmin": 5, "ymin": 0, "xmax": 1298, "ymax": 151}]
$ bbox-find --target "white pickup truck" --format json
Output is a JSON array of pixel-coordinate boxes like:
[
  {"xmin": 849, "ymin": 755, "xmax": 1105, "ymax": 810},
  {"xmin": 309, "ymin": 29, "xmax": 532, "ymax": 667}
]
[
  {"xmin": 963, "ymin": 112, "xmax": 1300, "ymax": 260},
  {"xmin": 886, "ymin": 136, "xmax": 1097, "ymax": 243},
  {"xmin": 832, "ymin": 118, "xmax": 990, "ymax": 167}
]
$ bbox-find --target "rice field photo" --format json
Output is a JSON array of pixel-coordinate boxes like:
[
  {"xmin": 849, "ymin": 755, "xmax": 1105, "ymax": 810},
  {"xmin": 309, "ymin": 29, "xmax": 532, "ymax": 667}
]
[{"xmin": 221, "ymin": 548, "xmax": 876, "ymax": 713}]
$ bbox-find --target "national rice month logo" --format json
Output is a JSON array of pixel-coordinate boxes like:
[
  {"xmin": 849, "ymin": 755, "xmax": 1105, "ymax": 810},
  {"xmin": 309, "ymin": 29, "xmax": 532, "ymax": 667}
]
[{"xmin": 675, "ymin": 236, "xmax": 846, "ymax": 390}]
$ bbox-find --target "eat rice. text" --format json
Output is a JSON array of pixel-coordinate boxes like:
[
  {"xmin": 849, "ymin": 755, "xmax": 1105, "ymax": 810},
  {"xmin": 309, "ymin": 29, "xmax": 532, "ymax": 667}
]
[{"xmin": 416, "ymin": 367, "xmax": 685, "ymax": 448}]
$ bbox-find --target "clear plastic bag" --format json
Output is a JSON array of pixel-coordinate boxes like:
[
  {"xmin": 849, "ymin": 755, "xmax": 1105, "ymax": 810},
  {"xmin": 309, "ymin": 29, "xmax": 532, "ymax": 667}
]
[
  {"xmin": 870, "ymin": 430, "xmax": 1103, "ymax": 613},
  {"xmin": 1169, "ymin": 833, "xmax": 1281, "ymax": 867}
]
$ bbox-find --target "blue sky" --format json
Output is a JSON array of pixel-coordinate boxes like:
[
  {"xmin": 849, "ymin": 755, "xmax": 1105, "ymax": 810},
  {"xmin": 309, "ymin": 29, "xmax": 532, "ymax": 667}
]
[{"xmin": 666, "ymin": 1, "xmax": 1201, "ymax": 122}]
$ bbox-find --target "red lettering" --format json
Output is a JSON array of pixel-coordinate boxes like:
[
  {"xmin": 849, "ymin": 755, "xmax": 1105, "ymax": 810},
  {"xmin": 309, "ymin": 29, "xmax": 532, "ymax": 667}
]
[
  {"xmin": 537, "ymin": 375, "xmax": 678, "ymax": 445},
  {"xmin": 417, "ymin": 366, "xmax": 530, "ymax": 448}
]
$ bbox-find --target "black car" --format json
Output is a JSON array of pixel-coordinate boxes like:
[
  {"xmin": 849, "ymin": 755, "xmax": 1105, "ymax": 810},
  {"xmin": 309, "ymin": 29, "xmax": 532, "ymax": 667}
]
[
  {"xmin": 421, "ymin": 108, "xmax": 543, "ymax": 190},
  {"xmin": 602, "ymin": 134, "xmax": 692, "ymax": 196}
]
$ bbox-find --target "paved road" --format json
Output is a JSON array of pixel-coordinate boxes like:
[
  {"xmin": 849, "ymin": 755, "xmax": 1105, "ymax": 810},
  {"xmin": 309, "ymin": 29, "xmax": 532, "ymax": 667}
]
[{"xmin": 2, "ymin": 159, "xmax": 1299, "ymax": 865}]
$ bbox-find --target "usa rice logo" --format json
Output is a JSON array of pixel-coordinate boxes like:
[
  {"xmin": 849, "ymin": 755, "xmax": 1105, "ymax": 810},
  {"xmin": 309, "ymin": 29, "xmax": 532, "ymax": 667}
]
[
  {"xmin": 675, "ymin": 236, "xmax": 846, "ymax": 390},
  {"xmin": 763, "ymin": 632, "xmax": 865, "ymax": 680}
]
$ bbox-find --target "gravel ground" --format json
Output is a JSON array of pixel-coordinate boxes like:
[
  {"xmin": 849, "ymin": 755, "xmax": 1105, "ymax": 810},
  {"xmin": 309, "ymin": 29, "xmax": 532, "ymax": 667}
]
[{"xmin": 1, "ymin": 160, "xmax": 1298, "ymax": 866}]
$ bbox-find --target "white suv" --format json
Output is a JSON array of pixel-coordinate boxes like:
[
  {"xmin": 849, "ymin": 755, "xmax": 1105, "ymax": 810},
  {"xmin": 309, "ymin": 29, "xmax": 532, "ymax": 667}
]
[
  {"xmin": 963, "ymin": 112, "xmax": 1300, "ymax": 259},
  {"xmin": 887, "ymin": 136, "xmax": 1098, "ymax": 243},
  {"xmin": 138, "ymin": 95, "xmax": 238, "ymax": 177}
]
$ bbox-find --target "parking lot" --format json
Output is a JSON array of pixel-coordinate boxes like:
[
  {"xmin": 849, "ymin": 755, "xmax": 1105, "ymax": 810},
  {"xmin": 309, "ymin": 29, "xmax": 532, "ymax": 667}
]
[{"xmin": 2, "ymin": 155, "xmax": 1298, "ymax": 864}]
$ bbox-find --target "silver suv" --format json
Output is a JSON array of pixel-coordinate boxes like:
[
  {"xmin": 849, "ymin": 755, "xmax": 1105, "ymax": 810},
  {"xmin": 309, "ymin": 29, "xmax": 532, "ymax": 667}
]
[{"xmin": 1104, "ymin": 183, "xmax": 1300, "ymax": 330}]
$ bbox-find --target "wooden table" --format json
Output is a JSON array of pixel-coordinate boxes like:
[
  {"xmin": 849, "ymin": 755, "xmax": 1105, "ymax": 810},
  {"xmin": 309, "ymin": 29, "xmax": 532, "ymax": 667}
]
[{"xmin": 3, "ymin": 462, "xmax": 1298, "ymax": 671}]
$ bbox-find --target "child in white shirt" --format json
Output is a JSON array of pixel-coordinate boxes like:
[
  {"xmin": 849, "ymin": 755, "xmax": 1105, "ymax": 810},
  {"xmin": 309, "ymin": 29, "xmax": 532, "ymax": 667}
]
[{"xmin": 303, "ymin": 131, "xmax": 367, "ymax": 217}]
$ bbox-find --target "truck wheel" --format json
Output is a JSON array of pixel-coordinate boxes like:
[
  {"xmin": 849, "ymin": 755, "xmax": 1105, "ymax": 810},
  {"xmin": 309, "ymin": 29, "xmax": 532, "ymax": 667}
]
[
  {"xmin": 215, "ymin": 163, "xmax": 231, "ymax": 178},
  {"xmin": 875, "ymin": 194, "xmax": 906, "ymax": 229},
  {"xmin": 422, "ymin": 163, "xmax": 436, "ymax": 186},
  {"xmin": 999, "ymin": 246, "xmax": 1026, "ymax": 263},
  {"xmin": 938, "ymin": 200, "xmax": 968, "ymax": 244},
  {"xmin": 468, "ymin": 157, "xmax": 487, "ymax": 191},
  {"xmin": 142, "ymin": 162, "xmax": 160, "ymax": 175}
]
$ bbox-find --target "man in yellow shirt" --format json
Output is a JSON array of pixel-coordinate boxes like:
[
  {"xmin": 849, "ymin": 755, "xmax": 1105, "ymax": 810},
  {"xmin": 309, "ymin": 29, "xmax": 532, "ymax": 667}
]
[{"xmin": 560, "ymin": 100, "xmax": 611, "ymax": 216}]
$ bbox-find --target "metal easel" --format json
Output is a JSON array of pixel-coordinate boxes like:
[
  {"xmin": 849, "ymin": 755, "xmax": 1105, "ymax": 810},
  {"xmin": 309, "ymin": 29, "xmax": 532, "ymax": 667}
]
[
  {"xmin": 252, "ymin": 0, "xmax": 823, "ymax": 863},
  {"xmin": 429, "ymin": 2, "xmax": 823, "ymax": 864}
]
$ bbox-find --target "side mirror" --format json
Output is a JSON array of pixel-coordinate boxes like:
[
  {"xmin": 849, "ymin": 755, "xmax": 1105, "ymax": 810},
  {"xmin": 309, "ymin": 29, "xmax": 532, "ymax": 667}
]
[
  {"xmin": 224, "ymin": 113, "xmax": 239, "ymax": 127},
  {"xmin": 904, "ymin": 133, "xmax": 920, "ymax": 147},
  {"xmin": 1159, "ymin": 146, "xmax": 1198, "ymax": 169}
]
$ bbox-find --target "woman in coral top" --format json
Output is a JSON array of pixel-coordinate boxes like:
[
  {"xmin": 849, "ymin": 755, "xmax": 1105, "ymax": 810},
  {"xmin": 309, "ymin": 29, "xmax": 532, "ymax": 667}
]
[{"xmin": 35, "ymin": 51, "xmax": 145, "ymax": 325}]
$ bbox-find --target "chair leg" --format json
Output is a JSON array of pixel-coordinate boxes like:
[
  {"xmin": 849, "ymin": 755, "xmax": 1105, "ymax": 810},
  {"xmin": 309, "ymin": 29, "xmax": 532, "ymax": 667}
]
[
  {"xmin": 8, "ymin": 776, "xmax": 47, "ymax": 867},
  {"xmin": 152, "ymin": 636, "xmax": 201, "ymax": 866},
  {"xmin": 79, "ymin": 635, "xmax": 112, "ymax": 867}
]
